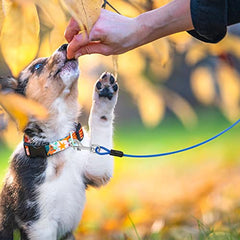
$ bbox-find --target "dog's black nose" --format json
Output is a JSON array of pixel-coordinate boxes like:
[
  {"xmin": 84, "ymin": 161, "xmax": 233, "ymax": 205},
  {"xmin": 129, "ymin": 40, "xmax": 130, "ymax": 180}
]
[{"xmin": 58, "ymin": 44, "xmax": 68, "ymax": 52}]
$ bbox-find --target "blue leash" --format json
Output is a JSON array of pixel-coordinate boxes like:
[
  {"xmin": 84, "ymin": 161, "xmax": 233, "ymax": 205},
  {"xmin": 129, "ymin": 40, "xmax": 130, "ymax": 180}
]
[{"xmin": 95, "ymin": 118, "xmax": 240, "ymax": 158}]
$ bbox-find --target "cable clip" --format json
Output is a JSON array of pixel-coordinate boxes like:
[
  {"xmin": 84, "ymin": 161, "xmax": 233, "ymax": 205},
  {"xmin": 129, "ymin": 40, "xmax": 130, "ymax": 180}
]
[{"xmin": 69, "ymin": 131, "xmax": 100, "ymax": 153}]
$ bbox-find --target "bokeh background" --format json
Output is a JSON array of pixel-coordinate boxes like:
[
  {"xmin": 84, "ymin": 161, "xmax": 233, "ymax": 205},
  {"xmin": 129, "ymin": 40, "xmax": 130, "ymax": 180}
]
[{"xmin": 1, "ymin": 0, "xmax": 240, "ymax": 239}]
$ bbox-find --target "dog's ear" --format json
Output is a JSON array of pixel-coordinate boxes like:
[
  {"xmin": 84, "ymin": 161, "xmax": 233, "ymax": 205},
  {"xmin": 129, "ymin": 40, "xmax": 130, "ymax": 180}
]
[{"xmin": 0, "ymin": 76, "xmax": 18, "ymax": 93}]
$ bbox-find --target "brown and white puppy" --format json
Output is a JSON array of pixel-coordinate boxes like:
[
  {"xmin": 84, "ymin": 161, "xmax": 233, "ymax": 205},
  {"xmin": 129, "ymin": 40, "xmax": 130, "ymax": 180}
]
[{"xmin": 0, "ymin": 44, "xmax": 118, "ymax": 240}]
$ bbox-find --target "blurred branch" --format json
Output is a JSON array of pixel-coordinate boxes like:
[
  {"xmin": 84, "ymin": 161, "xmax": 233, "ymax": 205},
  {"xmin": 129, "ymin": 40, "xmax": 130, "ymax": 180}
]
[{"xmin": 102, "ymin": 0, "xmax": 122, "ymax": 14}]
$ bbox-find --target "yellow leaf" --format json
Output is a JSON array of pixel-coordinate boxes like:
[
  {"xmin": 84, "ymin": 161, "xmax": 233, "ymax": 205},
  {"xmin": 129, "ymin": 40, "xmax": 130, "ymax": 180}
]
[
  {"xmin": 0, "ymin": 0, "xmax": 4, "ymax": 37},
  {"xmin": 162, "ymin": 87, "xmax": 197, "ymax": 128},
  {"xmin": 0, "ymin": 0, "xmax": 12, "ymax": 38},
  {"xmin": 137, "ymin": 80, "xmax": 165, "ymax": 127},
  {"xmin": 150, "ymin": 59, "xmax": 172, "ymax": 81},
  {"xmin": 217, "ymin": 63, "xmax": 240, "ymax": 120},
  {"xmin": 207, "ymin": 34, "xmax": 240, "ymax": 58},
  {"xmin": 119, "ymin": 50, "xmax": 145, "ymax": 75},
  {"xmin": 60, "ymin": 0, "xmax": 103, "ymax": 33},
  {"xmin": 190, "ymin": 67, "xmax": 215, "ymax": 105},
  {"xmin": 14, "ymin": 0, "xmax": 34, "ymax": 5},
  {"xmin": 185, "ymin": 43, "xmax": 207, "ymax": 66},
  {"xmin": 1, "ymin": 2, "xmax": 39, "ymax": 77},
  {"xmin": 140, "ymin": 39, "xmax": 172, "ymax": 81},
  {"xmin": 168, "ymin": 31, "xmax": 192, "ymax": 52},
  {"xmin": 0, "ymin": 92, "xmax": 48, "ymax": 131},
  {"xmin": 153, "ymin": 0, "xmax": 170, "ymax": 8},
  {"xmin": 0, "ymin": 1, "xmax": 3, "ymax": 16},
  {"xmin": 1, "ymin": 119, "xmax": 22, "ymax": 149},
  {"xmin": 2, "ymin": 0, "xmax": 12, "ymax": 15},
  {"xmin": 226, "ymin": 35, "xmax": 240, "ymax": 58},
  {"xmin": 50, "ymin": 27, "xmax": 66, "ymax": 52},
  {"xmin": 118, "ymin": 51, "xmax": 165, "ymax": 127},
  {"xmin": 34, "ymin": 0, "xmax": 67, "ymax": 32},
  {"xmin": 110, "ymin": 0, "xmax": 142, "ymax": 16},
  {"xmin": 38, "ymin": 32, "xmax": 52, "ymax": 58},
  {"xmin": 152, "ymin": 39, "xmax": 170, "ymax": 67}
]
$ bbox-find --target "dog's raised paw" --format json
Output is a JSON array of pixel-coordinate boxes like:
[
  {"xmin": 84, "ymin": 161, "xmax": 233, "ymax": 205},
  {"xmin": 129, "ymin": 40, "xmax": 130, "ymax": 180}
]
[{"xmin": 95, "ymin": 72, "xmax": 118, "ymax": 100}]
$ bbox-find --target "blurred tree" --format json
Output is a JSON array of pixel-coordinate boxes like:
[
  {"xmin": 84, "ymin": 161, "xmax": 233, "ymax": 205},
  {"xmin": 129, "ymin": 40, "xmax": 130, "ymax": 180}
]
[{"xmin": 0, "ymin": 0, "xmax": 240, "ymax": 146}]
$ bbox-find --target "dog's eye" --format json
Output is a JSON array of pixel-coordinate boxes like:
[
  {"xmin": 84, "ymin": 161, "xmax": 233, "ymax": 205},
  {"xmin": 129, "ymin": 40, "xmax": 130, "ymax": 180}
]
[
  {"xmin": 34, "ymin": 63, "xmax": 43, "ymax": 71},
  {"xmin": 30, "ymin": 59, "xmax": 47, "ymax": 74}
]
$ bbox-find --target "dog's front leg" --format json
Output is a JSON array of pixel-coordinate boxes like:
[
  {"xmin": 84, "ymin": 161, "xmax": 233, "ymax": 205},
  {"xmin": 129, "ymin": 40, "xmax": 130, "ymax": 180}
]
[{"xmin": 84, "ymin": 72, "xmax": 118, "ymax": 187}]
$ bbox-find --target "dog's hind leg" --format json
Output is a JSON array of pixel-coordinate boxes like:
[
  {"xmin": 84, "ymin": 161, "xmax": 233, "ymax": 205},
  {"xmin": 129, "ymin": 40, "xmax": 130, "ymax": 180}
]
[
  {"xmin": 0, "ymin": 229, "xmax": 13, "ymax": 240},
  {"xmin": 60, "ymin": 232, "xmax": 75, "ymax": 240},
  {"xmin": 84, "ymin": 72, "xmax": 118, "ymax": 187},
  {"xmin": 0, "ymin": 195, "xmax": 14, "ymax": 240},
  {"xmin": 0, "ymin": 218, "xmax": 14, "ymax": 240},
  {"xmin": 0, "ymin": 232, "xmax": 13, "ymax": 240}
]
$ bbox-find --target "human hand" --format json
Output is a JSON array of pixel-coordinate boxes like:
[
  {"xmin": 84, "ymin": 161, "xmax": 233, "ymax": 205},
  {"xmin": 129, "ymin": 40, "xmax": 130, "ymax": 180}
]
[
  {"xmin": 65, "ymin": 0, "xmax": 193, "ymax": 59},
  {"xmin": 65, "ymin": 9, "xmax": 138, "ymax": 59}
]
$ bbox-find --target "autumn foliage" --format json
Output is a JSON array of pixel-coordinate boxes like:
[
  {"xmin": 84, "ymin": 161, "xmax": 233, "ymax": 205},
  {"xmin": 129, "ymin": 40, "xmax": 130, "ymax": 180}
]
[
  {"xmin": 1, "ymin": 0, "xmax": 240, "ymax": 239},
  {"xmin": 0, "ymin": 0, "xmax": 240, "ymax": 132}
]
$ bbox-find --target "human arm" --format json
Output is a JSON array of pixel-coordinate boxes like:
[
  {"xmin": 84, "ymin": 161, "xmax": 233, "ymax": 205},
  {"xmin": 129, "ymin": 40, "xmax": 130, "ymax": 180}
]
[
  {"xmin": 65, "ymin": 0, "xmax": 240, "ymax": 58},
  {"xmin": 65, "ymin": 0, "xmax": 193, "ymax": 58}
]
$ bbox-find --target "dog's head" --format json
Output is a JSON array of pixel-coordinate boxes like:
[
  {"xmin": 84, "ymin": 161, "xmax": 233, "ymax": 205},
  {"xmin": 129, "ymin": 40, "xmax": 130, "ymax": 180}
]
[{"xmin": 0, "ymin": 44, "xmax": 79, "ymax": 111}]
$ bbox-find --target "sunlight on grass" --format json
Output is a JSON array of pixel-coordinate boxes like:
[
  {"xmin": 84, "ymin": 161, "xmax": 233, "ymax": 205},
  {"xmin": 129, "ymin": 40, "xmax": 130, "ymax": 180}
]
[{"xmin": 1, "ymin": 110, "xmax": 240, "ymax": 239}]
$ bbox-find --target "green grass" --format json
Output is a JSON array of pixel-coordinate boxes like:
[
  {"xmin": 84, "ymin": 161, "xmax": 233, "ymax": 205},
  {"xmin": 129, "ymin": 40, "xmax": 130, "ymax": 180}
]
[
  {"xmin": 13, "ymin": 229, "xmax": 21, "ymax": 240},
  {"xmin": 115, "ymin": 108, "xmax": 238, "ymax": 152},
  {"xmin": 1, "ymin": 109, "xmax": 240, "ymax": 239},
  {"xmin": 0, "ymin": 143, "xmax": 11, "ymax": 181},
  {"xmin": 113, "ymin": 108, "xmax": 240, "ymax": 172}
]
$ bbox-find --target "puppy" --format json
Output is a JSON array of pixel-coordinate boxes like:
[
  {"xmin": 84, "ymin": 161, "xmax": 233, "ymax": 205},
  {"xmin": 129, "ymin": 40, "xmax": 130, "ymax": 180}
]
[{"xmin": 0, "ymin": 44, "xmax": 118, "ymax": 240}]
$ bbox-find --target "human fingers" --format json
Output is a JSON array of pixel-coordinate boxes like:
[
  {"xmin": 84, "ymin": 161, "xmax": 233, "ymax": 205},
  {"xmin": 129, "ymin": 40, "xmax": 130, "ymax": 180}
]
[
  {"xmin": 74, "ymin": 42, "xmax": 112, "ymax": 57},
  {"xmin": 64, "ymin": 18, "xmax": 81, "ymax": 43},
  {"xmin": 67, "ymin": 34, "xmax": 90, "ymax": 59}
]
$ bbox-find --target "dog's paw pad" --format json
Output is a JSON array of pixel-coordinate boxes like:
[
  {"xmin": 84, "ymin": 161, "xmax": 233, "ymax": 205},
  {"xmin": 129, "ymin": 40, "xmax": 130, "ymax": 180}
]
[{"xmin": 95, "ymin": 72, "xmax": 118, "ymax": 100}]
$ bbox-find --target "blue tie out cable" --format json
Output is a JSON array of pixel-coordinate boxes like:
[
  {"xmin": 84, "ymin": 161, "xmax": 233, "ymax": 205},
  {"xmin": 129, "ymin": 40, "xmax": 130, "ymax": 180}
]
[{"xmin": 95, "ymin": 119, "xmax": 240, "ymax": 158}]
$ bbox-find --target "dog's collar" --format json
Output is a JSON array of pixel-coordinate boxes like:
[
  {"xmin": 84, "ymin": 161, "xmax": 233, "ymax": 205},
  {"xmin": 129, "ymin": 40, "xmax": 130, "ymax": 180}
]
[{"xmin": 24, "ymin": 123, "xmax": 84, "ymax": 158}]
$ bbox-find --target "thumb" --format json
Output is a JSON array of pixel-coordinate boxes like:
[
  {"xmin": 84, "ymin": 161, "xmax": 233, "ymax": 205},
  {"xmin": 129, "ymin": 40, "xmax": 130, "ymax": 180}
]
[{"xmin": 67, "ymin": 33, "xmax": 90, "ymax": 59}]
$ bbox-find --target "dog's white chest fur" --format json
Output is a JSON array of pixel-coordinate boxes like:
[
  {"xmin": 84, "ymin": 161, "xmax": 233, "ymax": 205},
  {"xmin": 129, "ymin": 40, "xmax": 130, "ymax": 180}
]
[
  {"xmin": 29, "ymin": 150, "xmax": 87, "ymax": 238},
  {"xmin": 27, "ymin": 70, "xmax": 118, "ymax": 239}
]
